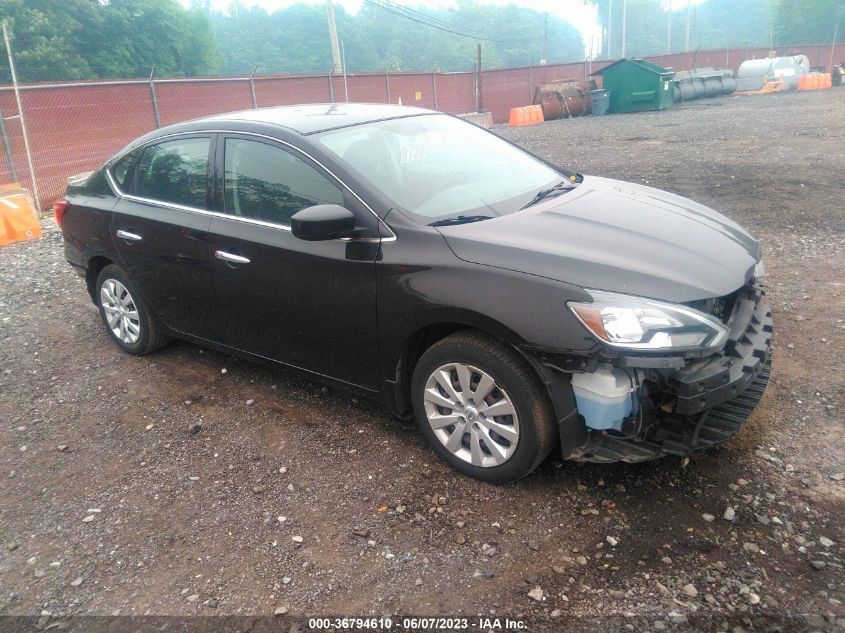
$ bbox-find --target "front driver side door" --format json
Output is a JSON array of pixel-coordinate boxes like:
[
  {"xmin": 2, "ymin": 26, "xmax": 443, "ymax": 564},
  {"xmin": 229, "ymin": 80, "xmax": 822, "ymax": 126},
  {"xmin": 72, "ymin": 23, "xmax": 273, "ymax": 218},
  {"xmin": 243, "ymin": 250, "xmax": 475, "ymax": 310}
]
[{"xmin": 207, "ymin": 134, "xmax": 382, "ymax": 391}]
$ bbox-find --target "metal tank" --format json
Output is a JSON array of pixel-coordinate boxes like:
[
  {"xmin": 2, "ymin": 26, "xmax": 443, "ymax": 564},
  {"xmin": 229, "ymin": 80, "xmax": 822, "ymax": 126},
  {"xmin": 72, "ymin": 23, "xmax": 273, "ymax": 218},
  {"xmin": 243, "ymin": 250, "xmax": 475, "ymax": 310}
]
[
  {"xmin": 736, "ymin": 55, "xmax": 810, "ymax": 91},
  {"xmin": 532, "ymin": 80, "xmax": 597, "ymax": 119}
]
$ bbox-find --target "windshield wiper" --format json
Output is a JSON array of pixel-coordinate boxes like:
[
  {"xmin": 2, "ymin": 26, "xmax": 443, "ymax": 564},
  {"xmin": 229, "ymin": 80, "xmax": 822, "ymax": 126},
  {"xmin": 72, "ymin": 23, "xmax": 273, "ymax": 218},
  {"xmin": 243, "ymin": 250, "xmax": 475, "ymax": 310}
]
[
  {"xmin": 429, "ymin": 215, "xmax": 494, "ymax": 227},
  {"xmin": 520, "ymin": 179, "xmax": 576, "ymax": 210}
]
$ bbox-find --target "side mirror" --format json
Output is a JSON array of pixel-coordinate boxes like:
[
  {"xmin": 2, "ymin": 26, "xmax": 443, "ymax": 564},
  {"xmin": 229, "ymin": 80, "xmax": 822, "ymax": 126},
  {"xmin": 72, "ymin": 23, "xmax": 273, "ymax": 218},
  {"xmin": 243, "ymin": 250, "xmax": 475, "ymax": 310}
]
[{"xmin": 290, "ymin": 205, "xmax": 356, "ymax": 241}]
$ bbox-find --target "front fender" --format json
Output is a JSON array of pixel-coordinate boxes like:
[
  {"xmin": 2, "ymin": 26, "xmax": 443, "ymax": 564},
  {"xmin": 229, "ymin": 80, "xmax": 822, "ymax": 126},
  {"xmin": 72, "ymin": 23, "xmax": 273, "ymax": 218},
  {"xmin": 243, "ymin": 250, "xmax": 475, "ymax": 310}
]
[{"xmin": 376, "ymin": 224, "xmax": 600, "ymax": 385}]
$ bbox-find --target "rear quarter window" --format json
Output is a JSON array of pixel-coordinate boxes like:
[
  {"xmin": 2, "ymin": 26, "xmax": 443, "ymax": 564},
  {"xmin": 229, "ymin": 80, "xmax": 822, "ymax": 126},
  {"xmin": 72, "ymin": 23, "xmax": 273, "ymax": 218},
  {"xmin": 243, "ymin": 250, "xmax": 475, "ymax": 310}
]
[{"xmin": 110, "ymin": 151, "xmax": 140, "ymax": 192}]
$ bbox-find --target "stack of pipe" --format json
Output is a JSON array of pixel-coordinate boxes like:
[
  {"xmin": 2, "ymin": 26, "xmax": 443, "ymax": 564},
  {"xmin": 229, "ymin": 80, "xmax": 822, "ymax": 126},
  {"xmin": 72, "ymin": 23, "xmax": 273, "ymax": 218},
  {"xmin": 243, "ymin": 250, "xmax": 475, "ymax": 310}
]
[{"xmin": 673, "ymin": 67, "xmax": 736, "ymax": 102}]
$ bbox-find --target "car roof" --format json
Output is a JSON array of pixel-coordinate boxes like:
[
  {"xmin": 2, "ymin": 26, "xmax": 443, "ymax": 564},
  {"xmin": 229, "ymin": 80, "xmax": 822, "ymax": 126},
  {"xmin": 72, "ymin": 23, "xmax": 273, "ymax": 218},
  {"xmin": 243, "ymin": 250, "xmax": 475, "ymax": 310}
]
[{"xmin": 199, "ymin": 103, "xmax": 437, "ymax": 135}]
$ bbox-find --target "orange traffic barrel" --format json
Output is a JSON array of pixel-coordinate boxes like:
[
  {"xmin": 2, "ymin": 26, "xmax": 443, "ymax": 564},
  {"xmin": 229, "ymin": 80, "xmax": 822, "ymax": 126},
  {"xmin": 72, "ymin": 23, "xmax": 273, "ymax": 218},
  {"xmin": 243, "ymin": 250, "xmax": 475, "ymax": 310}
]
[
  {"xmin": 508, "ymin": 104, "xmax": 544, "ymax": 127},
  {"xmin": 798, "ymin": 73, "xmax": 832, "ymax": 91},
  {"xmin": 0, "ymin": 183, "xmax": 42, "ymax": 247}
]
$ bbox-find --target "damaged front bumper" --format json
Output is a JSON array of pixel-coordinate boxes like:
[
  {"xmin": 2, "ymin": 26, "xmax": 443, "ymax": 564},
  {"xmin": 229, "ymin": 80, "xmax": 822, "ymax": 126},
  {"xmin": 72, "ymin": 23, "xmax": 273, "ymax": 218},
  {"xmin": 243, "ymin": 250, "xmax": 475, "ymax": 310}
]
[{"xmin": 558, "ymin": 284, "xmax": 773, "ymax": 463}]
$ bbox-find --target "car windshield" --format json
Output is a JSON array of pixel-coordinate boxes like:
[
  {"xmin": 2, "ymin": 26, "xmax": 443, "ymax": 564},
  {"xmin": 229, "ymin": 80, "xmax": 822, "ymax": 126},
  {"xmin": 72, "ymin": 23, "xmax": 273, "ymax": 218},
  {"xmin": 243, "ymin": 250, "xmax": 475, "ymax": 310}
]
[{"xmin": 315, "ymin": 114, "xmax": 563, "ymax": 224}]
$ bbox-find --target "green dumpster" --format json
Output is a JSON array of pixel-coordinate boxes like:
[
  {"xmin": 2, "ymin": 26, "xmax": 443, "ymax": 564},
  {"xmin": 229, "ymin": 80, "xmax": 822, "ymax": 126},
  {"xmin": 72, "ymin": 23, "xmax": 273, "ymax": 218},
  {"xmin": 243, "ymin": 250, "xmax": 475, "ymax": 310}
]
[{"xmin": 590, "ymin": 58, "xmax": 675, "ymax": 114}]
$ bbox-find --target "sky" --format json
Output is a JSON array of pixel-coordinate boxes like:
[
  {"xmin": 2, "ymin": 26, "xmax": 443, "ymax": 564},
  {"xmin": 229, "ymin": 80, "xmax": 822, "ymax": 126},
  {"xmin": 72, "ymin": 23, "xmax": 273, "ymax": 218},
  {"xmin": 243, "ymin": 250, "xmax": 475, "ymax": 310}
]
[{"xmin": 186, "ymin": 0, "xmax": 604, "ymax": 55}]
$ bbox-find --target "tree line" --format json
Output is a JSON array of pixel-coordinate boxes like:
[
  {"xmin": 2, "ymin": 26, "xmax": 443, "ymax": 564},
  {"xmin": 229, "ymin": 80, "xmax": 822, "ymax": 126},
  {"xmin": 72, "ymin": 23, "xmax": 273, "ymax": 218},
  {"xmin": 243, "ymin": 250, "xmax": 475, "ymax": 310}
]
[
  {"xmin": 589, "ymin": 0, "xmax": 842, "ymax": 60},
  {"xmin": 207, "ymin": 0, "xmax": 584, "ymax": 75},
  {"xmin": 0, "ymin": 0, "xmax": 841, "ymax": 83}
]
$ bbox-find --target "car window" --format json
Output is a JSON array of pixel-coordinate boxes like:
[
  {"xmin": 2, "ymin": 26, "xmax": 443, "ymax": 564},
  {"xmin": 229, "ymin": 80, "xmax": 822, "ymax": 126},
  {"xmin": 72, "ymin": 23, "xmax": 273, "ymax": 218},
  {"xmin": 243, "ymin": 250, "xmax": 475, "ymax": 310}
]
[
  {"xmin": 223, "ymin": 138, "xmax": 343, "ymax": 225},
  {"xmin": 111, "ymin": 151, "xmax": 139, "ymax": 191},
  {"xmin": 136, "ymin": 137, "xmax": 210, "ymax": 209}
]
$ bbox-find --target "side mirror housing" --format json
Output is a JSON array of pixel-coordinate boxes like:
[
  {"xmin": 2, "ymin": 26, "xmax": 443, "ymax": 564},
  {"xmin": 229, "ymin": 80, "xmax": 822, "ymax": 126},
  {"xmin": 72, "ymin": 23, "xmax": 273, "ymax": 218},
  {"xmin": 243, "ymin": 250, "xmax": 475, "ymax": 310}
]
[{"xmin": 291, "ymin": 205, "xmax": 356, "ymax": 241}]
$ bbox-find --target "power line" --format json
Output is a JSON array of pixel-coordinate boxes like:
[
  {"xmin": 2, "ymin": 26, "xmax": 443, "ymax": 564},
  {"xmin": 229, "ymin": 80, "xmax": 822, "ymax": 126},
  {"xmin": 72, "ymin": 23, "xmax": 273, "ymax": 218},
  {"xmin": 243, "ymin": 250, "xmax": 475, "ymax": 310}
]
[
  {"xmin": 361, "ymin": 0, "xmax": 516, "ymax": 43},
  {"xmin": 373, "ymin": 0, "xmax": 478, "ymax": 32},
  {"xmin": 363, "ymin": 0, "xmax": 485, "ymax": 38}
]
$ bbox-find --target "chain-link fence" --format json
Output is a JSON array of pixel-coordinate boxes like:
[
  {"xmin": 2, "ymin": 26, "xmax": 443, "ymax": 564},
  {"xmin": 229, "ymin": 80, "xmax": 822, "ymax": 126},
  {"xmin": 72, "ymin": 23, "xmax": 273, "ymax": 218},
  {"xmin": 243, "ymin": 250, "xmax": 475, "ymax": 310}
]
[{"xmin": 2, "ymin": 42, "xmax": 843, "ymax": 210}]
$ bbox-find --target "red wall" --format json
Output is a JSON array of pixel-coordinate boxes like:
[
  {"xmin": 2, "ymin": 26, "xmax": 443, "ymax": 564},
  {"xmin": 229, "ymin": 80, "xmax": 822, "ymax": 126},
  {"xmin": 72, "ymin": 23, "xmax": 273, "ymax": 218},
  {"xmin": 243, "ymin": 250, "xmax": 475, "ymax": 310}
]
[
  {"xmin": 155, "ymin": 80, "xmax": 253, "ymax": 127},
  {"xmin": 255, "ymin": 75, "xmax": 332, "ymax": 106}
]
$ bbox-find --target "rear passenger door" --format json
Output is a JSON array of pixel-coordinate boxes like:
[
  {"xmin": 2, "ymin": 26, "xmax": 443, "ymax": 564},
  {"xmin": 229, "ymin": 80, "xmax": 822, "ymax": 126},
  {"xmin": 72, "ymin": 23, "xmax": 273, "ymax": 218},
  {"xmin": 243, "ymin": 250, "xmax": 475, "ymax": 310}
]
[
  {"xmin": 110, "ymin": 134, "xmax": 216, "ymax": 338},
  {"xmin": 207, "ymin": 134, "xmax": 382, "ymax": 390}
]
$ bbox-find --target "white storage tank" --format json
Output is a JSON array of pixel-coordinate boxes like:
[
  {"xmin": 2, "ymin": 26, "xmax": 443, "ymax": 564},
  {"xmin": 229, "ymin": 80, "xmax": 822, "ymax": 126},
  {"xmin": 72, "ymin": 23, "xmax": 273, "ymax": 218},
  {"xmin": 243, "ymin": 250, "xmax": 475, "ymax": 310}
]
[{"xmin": 736, "ymin": 55, "xmax": 810, "ymax": 91}]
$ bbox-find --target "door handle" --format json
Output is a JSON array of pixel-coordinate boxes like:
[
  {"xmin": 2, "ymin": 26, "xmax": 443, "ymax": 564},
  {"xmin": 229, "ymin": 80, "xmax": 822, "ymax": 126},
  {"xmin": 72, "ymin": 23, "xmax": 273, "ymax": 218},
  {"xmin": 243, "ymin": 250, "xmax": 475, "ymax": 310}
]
[
  {"xmin": 215, "ymin": 250, "xmax": 251, "ymax": 265},
  {"xmin": 116, "ymin": 229, "xmax": 142, "ymax": 242}
]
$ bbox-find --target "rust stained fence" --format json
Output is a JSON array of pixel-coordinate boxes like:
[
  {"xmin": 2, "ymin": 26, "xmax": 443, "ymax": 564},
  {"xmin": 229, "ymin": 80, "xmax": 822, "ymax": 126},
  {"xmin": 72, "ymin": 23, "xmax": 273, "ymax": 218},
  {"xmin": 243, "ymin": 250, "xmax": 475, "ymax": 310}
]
[{"xmin": 1, "ymin": 42, "xmax": 843, "ymax": 210}]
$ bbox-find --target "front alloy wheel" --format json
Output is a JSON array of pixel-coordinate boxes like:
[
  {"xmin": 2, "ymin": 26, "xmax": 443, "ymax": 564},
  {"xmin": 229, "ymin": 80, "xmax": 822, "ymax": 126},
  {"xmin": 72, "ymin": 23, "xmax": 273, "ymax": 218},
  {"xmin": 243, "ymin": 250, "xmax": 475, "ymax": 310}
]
[
  {"xmin": 412, "ymin": 331, "xmax": 556, "ymax": 483},
  {"xmin": 423, "ymin": 363, "xmax": 520, "ymax": 468}
]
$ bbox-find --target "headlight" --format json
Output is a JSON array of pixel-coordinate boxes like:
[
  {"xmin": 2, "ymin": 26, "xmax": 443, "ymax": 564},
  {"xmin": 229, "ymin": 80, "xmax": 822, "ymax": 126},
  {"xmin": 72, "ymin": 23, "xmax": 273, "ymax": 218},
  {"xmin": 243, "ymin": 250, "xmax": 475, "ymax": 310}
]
[{"xmin": 568, "ymin": 290, "xmax": 729, "ymax": 351}]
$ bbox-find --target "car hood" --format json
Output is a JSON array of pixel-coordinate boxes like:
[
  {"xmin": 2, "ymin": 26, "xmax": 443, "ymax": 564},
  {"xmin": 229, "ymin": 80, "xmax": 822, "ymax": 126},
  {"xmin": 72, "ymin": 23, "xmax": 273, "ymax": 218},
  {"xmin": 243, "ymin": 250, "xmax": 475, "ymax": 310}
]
[{"xmin": 437, "ymin": 176, "xmax": 760, "ymax": 303}]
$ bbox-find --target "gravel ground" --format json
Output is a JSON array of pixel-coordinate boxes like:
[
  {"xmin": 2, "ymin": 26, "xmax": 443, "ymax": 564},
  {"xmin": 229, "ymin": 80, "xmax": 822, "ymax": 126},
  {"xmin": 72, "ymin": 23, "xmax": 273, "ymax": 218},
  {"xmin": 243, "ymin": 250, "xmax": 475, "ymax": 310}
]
[{"xmin": 0, "ymin": 89, "xmax": 843, "ymax": 632}]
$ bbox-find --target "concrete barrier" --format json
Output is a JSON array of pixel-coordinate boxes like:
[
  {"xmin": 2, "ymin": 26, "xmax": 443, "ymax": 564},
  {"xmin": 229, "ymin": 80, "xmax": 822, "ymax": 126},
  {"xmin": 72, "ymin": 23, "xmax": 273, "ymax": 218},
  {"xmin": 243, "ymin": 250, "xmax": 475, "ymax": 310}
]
[{"xmin": 458, "ymin": 111, "xmax": 493, "ymax": 128}]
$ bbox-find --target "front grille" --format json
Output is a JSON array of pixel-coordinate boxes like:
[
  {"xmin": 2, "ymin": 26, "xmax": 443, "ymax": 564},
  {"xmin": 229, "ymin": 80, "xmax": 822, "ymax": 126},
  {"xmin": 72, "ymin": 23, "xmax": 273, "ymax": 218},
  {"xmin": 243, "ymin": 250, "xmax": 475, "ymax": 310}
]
[
  {"xmin": 686, "ymin": 286, "xmax": 743, "ymax": 324},
  {"xmin": 669, "ymin": 286, "xmax": 771, "ymax": 415}
]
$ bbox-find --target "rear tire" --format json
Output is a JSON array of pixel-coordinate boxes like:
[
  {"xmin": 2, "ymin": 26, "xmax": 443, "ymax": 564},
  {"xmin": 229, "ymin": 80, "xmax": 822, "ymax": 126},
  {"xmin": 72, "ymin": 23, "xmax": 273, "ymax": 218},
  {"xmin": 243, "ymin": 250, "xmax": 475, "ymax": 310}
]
[
  {"xmin": 95, "ymin": 264, "xmax": 170, "ymax": 355},
  {"xmin": 411, "ymin": 331, "xmax": 556, "ymax": 483}
]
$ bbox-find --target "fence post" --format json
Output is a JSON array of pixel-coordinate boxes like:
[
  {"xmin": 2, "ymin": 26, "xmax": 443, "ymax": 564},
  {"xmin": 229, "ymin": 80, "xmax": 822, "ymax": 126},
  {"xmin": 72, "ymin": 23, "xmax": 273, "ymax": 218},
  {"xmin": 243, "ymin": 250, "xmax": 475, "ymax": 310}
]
[
  {"xmin": 431, "ymin": 72, "xmax": 438, "ymax": 110},
  {"xmin": 528, "ymin": 62, "xmax": 533, "ymax": 104},
  {"xmin": 385, "ymin": 71, "xmax": 391, "ymax": 104},
  {"xmin": 473, "ymin": 65, "xmax": 478, "ymax": 112},
  {"xmin": 149, "ymin": 66, "xmax": 161, "ymax": 129},
  {"xmin": 249, "ymin": 65, "xmax": 258, "ymax": 108},
  {"xmin": 0, "ymin": 100, "xmax": 18, "ymax": 183},
  {"xmin": 476, "ymin": 44, "xmax": 483, "ymax": 112},
  {"xmin": 2, "ymin": 21, "xmax": 40, "ymax": 209}
]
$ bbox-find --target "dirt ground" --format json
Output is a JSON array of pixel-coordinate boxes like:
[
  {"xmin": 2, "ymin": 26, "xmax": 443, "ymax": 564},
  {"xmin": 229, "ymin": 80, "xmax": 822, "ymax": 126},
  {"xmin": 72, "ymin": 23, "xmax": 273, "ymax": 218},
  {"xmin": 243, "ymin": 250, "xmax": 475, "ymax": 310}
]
[{"xmin": 0, "ymin": 89, "xmax": 843, "ymax": 632}]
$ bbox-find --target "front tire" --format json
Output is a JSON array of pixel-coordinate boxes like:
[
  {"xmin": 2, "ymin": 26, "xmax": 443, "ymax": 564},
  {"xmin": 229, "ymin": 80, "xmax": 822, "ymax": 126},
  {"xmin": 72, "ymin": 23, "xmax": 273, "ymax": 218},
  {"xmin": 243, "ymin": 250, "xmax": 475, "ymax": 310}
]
[
  {"xmin": 411, "ymin": 331, "xmax": 556, "ymax": 483},
  {"xmin": 95, "ymin": 264, "xmax": 170, "ymax": 355}
]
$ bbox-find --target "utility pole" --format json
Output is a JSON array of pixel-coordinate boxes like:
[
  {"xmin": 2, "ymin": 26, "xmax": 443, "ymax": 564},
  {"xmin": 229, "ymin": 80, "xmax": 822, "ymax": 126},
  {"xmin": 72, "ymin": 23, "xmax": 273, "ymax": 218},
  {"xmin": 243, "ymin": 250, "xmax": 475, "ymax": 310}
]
[
  {"xmin": 667, "ymin": 0, "xmax": 672, "ymax": 54},
  {"xmin": 608, "ymin": 0, "xmax": 613, "ymax": 58},
  {"xmin": 543, "ymin": 12, "xmax": 548, "ymax": 63},
  {"xmin": 326, "ymin": 0, "xmax": 342, "ymax": 74},
  {"xmin": 2, "ymin": 20, "xmax": 39, "ymax": 210},
  {"xmin": 685, "ymin": 0, "xmax": 692, "ymax": 51},
  {"xmin": 341, "ymin": 37, "xmax": 348, "ymax": 103},
  {"xmin": 621, "ymin": 0, "xmax": 627, "ymax": 58}
]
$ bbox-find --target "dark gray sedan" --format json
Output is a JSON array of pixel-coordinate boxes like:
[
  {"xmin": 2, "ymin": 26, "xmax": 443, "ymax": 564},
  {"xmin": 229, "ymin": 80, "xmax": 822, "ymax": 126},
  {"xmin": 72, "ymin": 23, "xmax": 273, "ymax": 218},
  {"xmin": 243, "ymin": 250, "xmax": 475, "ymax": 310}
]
[{"xmin": 56, "ymin": 103, "xmax": 772, "ymax": 482}]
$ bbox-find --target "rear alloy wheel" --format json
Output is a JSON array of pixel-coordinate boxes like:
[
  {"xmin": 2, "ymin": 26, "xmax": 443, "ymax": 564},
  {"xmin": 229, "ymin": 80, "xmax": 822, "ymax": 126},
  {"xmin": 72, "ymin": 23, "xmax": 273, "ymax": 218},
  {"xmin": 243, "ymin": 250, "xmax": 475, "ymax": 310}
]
[
  {"xmin": 100, "ymin": 278, "xmax": 141, "ymax": 345},
  {"xmin": 95, "ymin": 264, "xmax": 170, "ymax": 355},
  {"xmin": 412, "ymin": 331, "xmax": 556, "ymax": 483}
]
